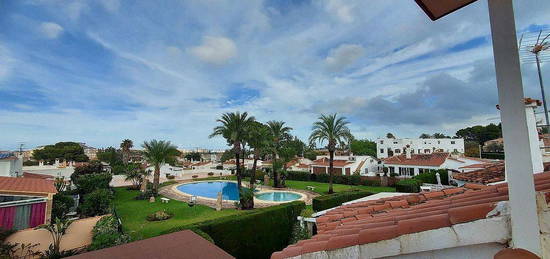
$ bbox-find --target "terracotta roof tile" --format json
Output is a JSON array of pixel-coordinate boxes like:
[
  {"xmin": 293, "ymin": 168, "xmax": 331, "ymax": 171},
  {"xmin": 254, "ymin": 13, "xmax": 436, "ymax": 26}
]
[
  {"xmin": 0, "ymin": 176, "xmax": 56, "ymax": 194},
  {"xmin": 271, "ymin": 171, "xmax": 550, "ymax": 259},
  {"xmin": 453, "ymin": 162, "xmax": 505, "ymax": 184},
  {"xmin": 311, "ymin": 158, "xmax": 353, "ymax": 167},
  {"xmin": 382, "ymin": 152, "xmax": 449, "ymax": 167}
]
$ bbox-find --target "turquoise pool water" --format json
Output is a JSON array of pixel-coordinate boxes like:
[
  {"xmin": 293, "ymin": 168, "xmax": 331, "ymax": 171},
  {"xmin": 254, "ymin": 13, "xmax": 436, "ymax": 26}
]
[
  {"xmin": 255, "ymin": 192, "xmax": 302, "ymax": 202},
  {"xmin": 176, "ymin": 181, "xmax": 239, "ymax": 200}
]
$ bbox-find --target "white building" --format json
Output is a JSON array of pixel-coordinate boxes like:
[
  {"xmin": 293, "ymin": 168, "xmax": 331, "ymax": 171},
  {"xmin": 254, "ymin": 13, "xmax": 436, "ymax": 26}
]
[
  {"xmin": 376, "ymin": 138, "xmax": 464, "ymax": 159},
  {"xmin": 311, "ymin": 155, "xmax": 380, "ymax": 176},
  {"xmin": 382, "ymin": 149, "xmax": 487, "ymax": 178},
  {"xmin": 0, "ymin": 153, "xmax": 23, "ymax": 177}
]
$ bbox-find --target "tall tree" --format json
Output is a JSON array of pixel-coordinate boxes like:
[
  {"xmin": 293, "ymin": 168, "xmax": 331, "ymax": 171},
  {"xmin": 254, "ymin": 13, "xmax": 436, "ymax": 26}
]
[
  {"xmin": 210, "ymin": 112, "xmax": 255, "ymax": 209},
  {"xmin": 350, "ymin": 139, "xmax": 377, "ymax": 157},
  {"xmin": 246, "ymin": 122, "xmax": 270, "ymax": 188},
  {"xmin": 141, "ymin": 140, "xmax": 179, "ymax": 194},
  {"xmin": 267, "ymin": 121, "xmax": 292, "ymax": 188},
  {"xmin": 419, "ymin": 133, "xmax": 431, "ymax": 139},
  {"xmin": 120, "ymin": 139, "xmax": 133, "ymax": 165},
  {"xmin": 309, "ymin": 114, "xmax": 350, "ymax": 194},
  {"xmin": 386, "ymin": 133, "xmax": 396, "ymax": 139}
]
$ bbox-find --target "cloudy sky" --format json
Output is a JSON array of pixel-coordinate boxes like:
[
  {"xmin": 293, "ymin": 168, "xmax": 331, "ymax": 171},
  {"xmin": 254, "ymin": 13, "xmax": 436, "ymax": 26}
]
[{"xmin": 0, "ymin": 0, "xmax": 549, "ymax": 150}]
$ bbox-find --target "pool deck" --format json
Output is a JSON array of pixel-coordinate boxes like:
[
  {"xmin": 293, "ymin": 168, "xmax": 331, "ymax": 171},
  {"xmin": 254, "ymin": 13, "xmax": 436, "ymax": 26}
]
[{"xmin": 159, "ymin": 180, "xmax": 318, "ymax": 209}]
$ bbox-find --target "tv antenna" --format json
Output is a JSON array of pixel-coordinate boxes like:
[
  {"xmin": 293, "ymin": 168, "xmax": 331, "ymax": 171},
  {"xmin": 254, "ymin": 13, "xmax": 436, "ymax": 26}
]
[{"xmin": 519, "ymin": 29, "xmax": 550, "ymax": 129}]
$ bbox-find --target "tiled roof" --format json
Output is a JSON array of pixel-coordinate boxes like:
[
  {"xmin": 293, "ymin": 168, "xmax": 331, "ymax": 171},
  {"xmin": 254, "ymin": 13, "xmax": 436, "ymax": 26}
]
[
  {"xmin": 382, "ymin": 152, "xmax": 449, "ymax": 167},
  {"xmin": 296, "ymin": 164, "xmax": 310, "ymax": 169},
  {"xmin": 0, "ymin": 153, "xmax": 16, "ymax": 160},
  {"xmin": 22, "ymin": 172, "xmax": 55, "ymax": 180},
  {"xmin": 453, "ymin": 162, "xmax": 505, "ymax": 184},
  {"xmin": 271, "ymin": 172, "xmax": 550, "ymax": 259},
  {"xmin": 0, "ymin": 176, "xmax": 57, "ymax": 194},
  {"xmin": 192, "ymin": 161, "xmax": 211, "ymax": 166},
  {"xmin": 311, "ymin": 158, "xmax": 353, "ymax": 167},
  {"xmin": 458, "ymin": 163, "xmax": 495, "ymax": 169}
]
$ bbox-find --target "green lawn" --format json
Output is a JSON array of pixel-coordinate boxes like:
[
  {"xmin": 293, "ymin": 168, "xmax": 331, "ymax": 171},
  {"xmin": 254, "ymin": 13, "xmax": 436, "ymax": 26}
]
[
  {"xmin": 114, "ymin": 187, "xmax": 245, "ymax": 240},
  {"xmin": 283, "ymin": 180, "xmax": 395, "ymax": 194}
]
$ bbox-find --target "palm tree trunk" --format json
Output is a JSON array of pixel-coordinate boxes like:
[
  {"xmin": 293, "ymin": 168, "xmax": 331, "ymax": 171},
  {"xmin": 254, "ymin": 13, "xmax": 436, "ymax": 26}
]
[
  {"xmin": 272, "ymin": 153, "xmax": 278, "ymax": 188},
  {"xmin": 250, "ymin": 150, "xmax": 259, "ymax": 188},
  {"xmin": 153, "ymin": 164, "xmax": 160, "ymax": 195},
  {"xmin": 329, "ymin": 150, "xmax": 334, "ymax": 194}
]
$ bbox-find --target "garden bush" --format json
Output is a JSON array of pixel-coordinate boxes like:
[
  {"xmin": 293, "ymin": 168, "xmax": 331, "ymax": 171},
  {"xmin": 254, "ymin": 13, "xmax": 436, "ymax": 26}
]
[
  {"xmin": 362, "ymin": 179, "xmax": 381, "ymax": 187},
  {"xmin": 23, "ymin": 160, "xmax": 39, "ymax": 166},
  {"xmin": 286, "ymin": 171, "xmax": 311, "ymax": 181},
  {"xmin": 52, "ymin": 194, "xmax": 74, "ymax": 220},
  {"xmin": 161, "ymin": 201, "xmax": 305, "ymax": 259},
  {"xmin": 166, "ymin": 175, "xmax": 175, "ymax": 180},
  {"xmin": 312, "ymin": 190, "xmax": 372, "ymax": 212},
  {"xmin": 72, "ymin": 173, "xmax": 112, "ymax": 196},
  {"xmin": 89, "ymin": 216, "xmax": 129, "ymax": 251},
  {"xmin": 413, "ymin": 170, "xmax": 448, "ymax": 185},
  {"xmin": 190, "ymin": 228, "xmax": 214, "ymax": 244},
  {"xmin": 80, "ymin": 189, "xmax": 113, "ymax": 217},
  {"xmin": 215, "ymin": 165, "xmax": 223, "ymax": 170},
  {"xmin": 146, "ymin": 210, "xmax": 173, "ymax": 221},
  {"xmin": 396, "ymin": 179, "xmax": 421, "ymax": 193},
  {"xmin": 207, "ymin": 172, "xmax": 214, "ymax": 176}
]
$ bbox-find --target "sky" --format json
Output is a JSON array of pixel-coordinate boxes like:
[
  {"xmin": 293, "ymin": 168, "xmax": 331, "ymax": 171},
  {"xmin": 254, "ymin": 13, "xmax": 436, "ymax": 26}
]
[{"xmin": 0, "ymin": 0, "xmax": 549, "ymax": 151}]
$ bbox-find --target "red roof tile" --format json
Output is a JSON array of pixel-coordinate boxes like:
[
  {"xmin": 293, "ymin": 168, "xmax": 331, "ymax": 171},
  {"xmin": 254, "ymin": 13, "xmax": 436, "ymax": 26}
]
[
  {"xmin": 453, "ymin": 162, "xmax": 505, "ymax": 184},
  {"xmin": 311, "ymin": 158, "xmax": 353, "ymax": 167},
  {"xmin": 382, "ymin": 152, "xmax": 449, "ymax": 167},
  {"xmin": 272, "ymin": 171, "xmax": 550, "ymax": 258},
  {"xmin": 0, "ymin": 176, "xmax": 57, "ymax": 194}
]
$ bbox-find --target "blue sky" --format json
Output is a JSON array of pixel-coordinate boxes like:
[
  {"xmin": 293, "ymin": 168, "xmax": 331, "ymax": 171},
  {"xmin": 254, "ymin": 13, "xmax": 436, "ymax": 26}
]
[{"xmin": 0, "ymin": 0, "xmax": 549, "ymax": 150}]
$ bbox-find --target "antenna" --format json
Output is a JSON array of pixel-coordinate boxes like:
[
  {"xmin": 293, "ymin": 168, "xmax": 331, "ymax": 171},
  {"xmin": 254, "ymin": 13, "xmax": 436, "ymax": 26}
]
[{"xmin": 519, "ymin": 29, "xmax": 550, "ymax": 131}]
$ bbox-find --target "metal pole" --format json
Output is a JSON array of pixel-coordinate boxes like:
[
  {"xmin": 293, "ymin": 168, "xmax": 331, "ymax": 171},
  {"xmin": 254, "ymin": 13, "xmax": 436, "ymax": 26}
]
[
  {"xmin": 536, "ymin": 53, "xmax": 550, "ymax": 128},
  {"xmin": 488, "ymin": 0, "xmax": 541, "ymax": 255}
]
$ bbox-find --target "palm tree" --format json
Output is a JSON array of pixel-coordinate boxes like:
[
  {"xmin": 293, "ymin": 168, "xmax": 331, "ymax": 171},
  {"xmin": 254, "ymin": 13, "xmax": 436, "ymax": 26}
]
[
  {"xmin": 141, "ymin": 140, "xmax": 178, "ymax": 194},
  {"xmin": 267, "ymin": 121, "xmax": 292, "ymax": 188},
  {"xmin": 35, "ymin": 218, "xmax": 73, "ymax": 257},
  {"xmin": 309, "ymin": 114, "xmax": 350, "ymax": 194},
  {"xmin": 120, "ymin": 139, "xmax": 133, "ymax": 165},
  {"xmin": 210, "ymin": 112, "xmax": 255, "ymax": 209},
  {"xmin": 246, "ymin": 122, "xmax": 271, "ymax": 188}
]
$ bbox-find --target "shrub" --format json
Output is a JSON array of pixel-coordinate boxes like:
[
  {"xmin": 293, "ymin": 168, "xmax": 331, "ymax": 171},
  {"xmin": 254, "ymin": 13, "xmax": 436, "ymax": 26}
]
[
  {"xmin": 161, "ymin": 201, "xmax": 305, "ymax": 259},
  {"xmin": 134, "ymin": 190, "xmax": 153, "ymax": 200},
  {"xmin": 166, "ymin": 175, "xmax": 175, "ymax": 180},
  {"xmin": 413, "ymin": 170, "xmax": 449, "ymax": 185},
  {"xmin": 349, "ymin": 175, "xmax": 361, "ymax": 185},
  {"xmin": 190, "ymin": 228, "xmax": 214, "ymax": 244},
  {"xmin": 316, "ymin": 173, "xmax": 329, "ymax": 183},
  {"xmin": 286, "ymin": 171, "xmax": 311, "ymax": 181},
  {"xmin": 52, "ymin": 194, "xmax": 74, "ymax": 220},
  {"xmin": 208, "ymin": 172, "xmax": 214, "ymax": 176},
  {"xmin": 362, "ymin": 179, "xmax": 381, "ymax": 187},
  {"xmin": 312, "ymin": 190, "xmax": 372, "ymax": 212},
  {"xmin": 89, "ymin": 216, "xmax": 129, "ymax": 251},
  {"xmin": 80, "ymin": 189, "xmax": 113, "ymax": 217},
  {"xmin": 396, "ymin": 179, "xmax": 421, "ymax": 193},
  {"xmin": 23, "ymin": 160, "xmax": 39, "ymax": 166},
  {"xmin": 289, "ymin": 222, "xmax": 310, "ymax": 245},
  {"xmin": 71, "ymin": 161, "xmax": 104, "ymax": 182},
  {"xmin": 72, "ymin": 173, "xmax": 112, "ymax": 196},
  {"xmin": 146, "ymin": 210, "xmax": 173, "ymax": 221},
  {"xmin": 215, "ymin": 165, "xmax": 223, "ymax": 170}
]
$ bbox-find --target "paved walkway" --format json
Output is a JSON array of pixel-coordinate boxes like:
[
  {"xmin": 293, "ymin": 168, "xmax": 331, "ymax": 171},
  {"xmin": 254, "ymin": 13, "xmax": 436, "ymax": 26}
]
[{"xmin": 5, "ymin": 216, "xmax": 104, "ymax": 256}]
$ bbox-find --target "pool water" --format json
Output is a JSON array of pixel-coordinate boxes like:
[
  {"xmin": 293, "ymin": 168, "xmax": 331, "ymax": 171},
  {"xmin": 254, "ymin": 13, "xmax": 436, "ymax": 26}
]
[
  {"xmin": 255, "ymin": 192, "xmax": 302, "ymax": 202},
  {"xmin": 176, "ymin": 181, "xmax": 240, "ymax": 200}
]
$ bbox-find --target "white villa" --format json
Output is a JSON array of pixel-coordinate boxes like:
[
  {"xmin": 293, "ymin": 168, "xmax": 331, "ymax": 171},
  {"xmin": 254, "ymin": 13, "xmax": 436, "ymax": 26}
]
[
  {"xmin": 311, "ymin": 155, "xmax": 379, "ymax": 176},
  {"xmin": 0, "ymin": 153, "xmax": 23, "ymax": 177},
  {"xmin": 376, "ymin": 137, "xmax": 464, "ymax": 159}
]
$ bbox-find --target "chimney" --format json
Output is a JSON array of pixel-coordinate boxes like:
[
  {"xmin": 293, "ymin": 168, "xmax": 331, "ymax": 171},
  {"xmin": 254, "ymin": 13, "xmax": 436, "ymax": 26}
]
[
  {"xmin": 405, "ymin": 145, "xmax": 412, "ymax": 159},
  {"xmin": 525, "ymin": 99, "xmax": 544, "ymax": 173}
]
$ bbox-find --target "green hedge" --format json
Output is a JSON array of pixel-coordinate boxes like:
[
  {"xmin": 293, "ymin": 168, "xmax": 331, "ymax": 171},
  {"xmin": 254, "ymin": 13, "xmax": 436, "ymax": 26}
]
[
  {"xmin": 160, "ymin": 201, "xmax": 305, "ymax": 259},
  {"xmin": 312, "ymin": 190, "xmax": 372, "ymax": 212},
  {"xmin": 396, "ymin": 179, "xmax": 421, "ymax": 193},
  {"xmin": 481, "ymin": 152, "xmax": 505, "ymax": 159},
  {"xmin": 89, "ymin": 216, "xmax": 129, "ymax": 251},
  {"xmin": 286, "ymin": 171, "xmax": 382, "ymax": 187},
  {"xmin": 413, "ymin": 170, "xmax": 448, "ymax": 185}
]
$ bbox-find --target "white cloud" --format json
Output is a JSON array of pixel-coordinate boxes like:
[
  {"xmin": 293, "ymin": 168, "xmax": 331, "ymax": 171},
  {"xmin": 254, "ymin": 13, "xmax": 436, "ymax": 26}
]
[
  {"xmin": 325, "ymin": 44, "xmax": 365, "ymax": 72},
  {"xmin": 324, "ymin": 0, "xmax": 355, "ymax": 23},
  {"xmin": 0, "ymin": 44, "xmax": 14, "ymax": 81},
  {"xmin": 189, "ymin": 36, "xmax": 237, "ymax": 65},
  {"xmin": 39, "ymin": 22, "xmax": 63, "ymax": 39},
  {"xmin": 99, "ymin": 0, "xmax": 120, "ymax": 12}
]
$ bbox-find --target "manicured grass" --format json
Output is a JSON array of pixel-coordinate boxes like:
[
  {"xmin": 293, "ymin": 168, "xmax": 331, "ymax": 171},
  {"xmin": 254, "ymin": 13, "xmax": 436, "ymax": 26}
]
[
  {"xmin": 114, "ymin": 187, "xmax": 245, "ymax": 240},
  {"xmin": 283, "ymin": 180, "xmax": 395, "ymax": 194}
]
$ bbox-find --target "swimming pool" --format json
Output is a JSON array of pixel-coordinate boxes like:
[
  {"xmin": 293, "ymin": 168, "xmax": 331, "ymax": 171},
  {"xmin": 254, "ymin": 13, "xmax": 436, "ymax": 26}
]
[
  {"xmin": 176, "ymin": 181, "xmax": 240, "ymax": 200},
  {"xmin": 255, "ymin": 192, "xmax": 302, "ymax": 202}
]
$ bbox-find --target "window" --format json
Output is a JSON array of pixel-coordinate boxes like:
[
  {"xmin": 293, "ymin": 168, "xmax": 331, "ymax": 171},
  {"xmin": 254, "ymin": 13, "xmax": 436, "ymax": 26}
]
[
  {"xmin": 424, "ymin": 149, "xmax": 431, "ymax": 153},
  {"xmin": 437, "ymin": 141, "xmax": 440, "ymax": 144},
  {"xmin": 395, "ymin": 149, "xmax": 401, "ymax": 153},
  {"xmin": 380, "ymin": 149, "xmax": 384, "ymax": 153},
  {"xmin": 453, "ymin": 149, "xmax": 458, "ymax": 153},
  {"xmin": 380, "ymin": 140, "xmax": 384, "ymax": 144},
  {"xmin": 399, "ymin": 167, "xmax": 414, "ymax": 177},
  {"xmin": 393, "ymin": 141, "xmax": 398, "ymax": 144},
  {"xmin": 451, "ymin": 141, "xmax": 456, "ymax": 144},
  {"xmin": 389, "ymin": 167, "xmax": 395, "ymax": 174}
]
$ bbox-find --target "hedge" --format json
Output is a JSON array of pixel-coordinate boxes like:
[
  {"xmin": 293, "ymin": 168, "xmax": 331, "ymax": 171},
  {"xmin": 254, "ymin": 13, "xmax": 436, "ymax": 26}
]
[
  {"xmin": 481, "ymin": 152, "xmax": 505, "ymax": 159},
  {"xmin": 89, "ymin": 216, "xmax": 129, "ymax": 251},
  {"xmin": 396, "ymin": 179, "xmax": 421, "ymax": 193},
  {"xmin": 312, "ymin": 190, "xmax": 372, "ymax": 212},
  {"xmin": 286, "ymin": 171, "xmax": 383, "ymax": 187},
  {"xmin": 160, "ymin": 201, "xmax": 305, "ymax": 259},
  {"xmin": 412, "ymin": 170, "xmax": 448, "ymax": 185}
]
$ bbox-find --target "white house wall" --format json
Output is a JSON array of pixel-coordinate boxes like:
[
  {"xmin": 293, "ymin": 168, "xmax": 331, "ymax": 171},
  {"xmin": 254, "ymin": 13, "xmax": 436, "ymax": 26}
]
[{"xmin": 377, "ymin": 138, "xmax": 465, "ymax": 159}]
